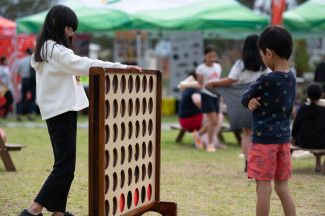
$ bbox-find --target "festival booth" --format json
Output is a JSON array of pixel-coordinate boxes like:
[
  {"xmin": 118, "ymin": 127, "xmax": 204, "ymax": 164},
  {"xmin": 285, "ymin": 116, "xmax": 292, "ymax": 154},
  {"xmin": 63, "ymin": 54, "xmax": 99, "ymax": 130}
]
[{"xmin": 284, "ymin": 0, "xmax": 325, "ymax": 37}]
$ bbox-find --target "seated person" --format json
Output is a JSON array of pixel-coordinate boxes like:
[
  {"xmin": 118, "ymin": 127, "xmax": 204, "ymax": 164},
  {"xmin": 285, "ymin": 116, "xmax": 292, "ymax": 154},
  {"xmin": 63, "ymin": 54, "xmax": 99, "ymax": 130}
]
[
  {"xmin": 178, "ymin": 72, "xmax": 225, "ymax": 150},
  {"xmin": 292, "ymin": 83, "xmax": 325, "ymax": 149}
]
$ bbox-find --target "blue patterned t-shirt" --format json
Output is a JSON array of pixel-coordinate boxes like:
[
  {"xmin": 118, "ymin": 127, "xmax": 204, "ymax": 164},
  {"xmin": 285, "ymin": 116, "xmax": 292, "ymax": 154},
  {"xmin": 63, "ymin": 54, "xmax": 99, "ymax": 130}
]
[{"xmin": 241, "ymin": 71, "xmax": 296, "ymax": 144}]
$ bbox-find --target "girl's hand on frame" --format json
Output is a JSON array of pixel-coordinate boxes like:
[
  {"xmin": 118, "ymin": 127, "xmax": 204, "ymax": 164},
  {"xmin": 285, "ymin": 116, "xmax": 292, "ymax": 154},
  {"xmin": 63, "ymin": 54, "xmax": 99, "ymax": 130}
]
[
  {"xmin": 248, "ymin": 97, "xmax": 261, "ymax": 111},
  {"xmin": 126, "ymin": 65, "xmax": 142, "ymax": 72}
]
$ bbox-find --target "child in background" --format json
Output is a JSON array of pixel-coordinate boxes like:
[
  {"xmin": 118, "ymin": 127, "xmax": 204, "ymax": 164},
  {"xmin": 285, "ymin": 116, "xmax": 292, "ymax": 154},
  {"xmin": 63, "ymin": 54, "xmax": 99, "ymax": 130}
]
[
  {"xmin": 292, "ymin": 83, "xmax": 325, "ymax": 149},
  {"xmin": 19, "ymin": 5, "xmax": 141, "ymax": 216},
  {"xmin": 196, "ymin": 45, "xmax": 224, "ymax": 152},
  {"xmin": 241, "ymin": 26, "xmax": 296, "ymax": 216}
]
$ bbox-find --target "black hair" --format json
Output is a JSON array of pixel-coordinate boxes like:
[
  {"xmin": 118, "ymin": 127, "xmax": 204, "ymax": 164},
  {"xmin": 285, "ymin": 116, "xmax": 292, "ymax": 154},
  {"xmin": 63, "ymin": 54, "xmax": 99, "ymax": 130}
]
[
  {"xmin": 307, "ymin": 83, "xmax": 323, "ymax": 101},
  {"xmin": 0, "ymin": 56, "xmax": 6, "ymax": 65},
  {"xmin": 204, "ymin": 44, "xmax": 216, "ymax": 55},
  {"xmin": 26, "ymin": 48, "xmax": 33, "ymax": 55},
  {"xmin": 34, "ymin": 5, "xmax": 78, "ymax": 62},
  {"xmin": 187, "ymin": 70, "xmax": 198, "ymax": 80},
  {"xmin": 258, "ymin": 25, "xmax": 293, "ymax": 60},
  {"xmin": 242, "ymin": 34, "xmax": 266, "ymax": 72},
  {"xmin": 306, "ymin": 83, "xmax": 323, "ymax": 118}
]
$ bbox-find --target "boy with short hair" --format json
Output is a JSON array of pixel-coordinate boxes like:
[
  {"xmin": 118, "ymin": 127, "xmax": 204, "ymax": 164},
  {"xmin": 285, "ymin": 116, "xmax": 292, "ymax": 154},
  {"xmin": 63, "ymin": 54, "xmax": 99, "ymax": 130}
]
[{"xmin": 241, "ymin": 25, "xmax": 296, "ymax": 216}]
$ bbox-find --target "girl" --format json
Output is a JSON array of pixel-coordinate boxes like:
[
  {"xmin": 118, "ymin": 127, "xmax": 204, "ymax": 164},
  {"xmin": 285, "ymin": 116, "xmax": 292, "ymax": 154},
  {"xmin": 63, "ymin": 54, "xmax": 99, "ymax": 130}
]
[
  {"xmin": 196, "ymin": 44, "xmax": 223, "ymax": 152},
  {"xmin": 19, "ymin": 5, "xmax": 141, "ymax": 216},
  {"xmin": 205, "ymin": 34, "xmax": 267, "ymax": 171}
]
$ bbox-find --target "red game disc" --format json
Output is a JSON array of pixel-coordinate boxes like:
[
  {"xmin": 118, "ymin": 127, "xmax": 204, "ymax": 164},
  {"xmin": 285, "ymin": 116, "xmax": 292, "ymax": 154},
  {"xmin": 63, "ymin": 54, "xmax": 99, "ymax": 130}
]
[
  {"xmin": 119, "ymin": 193, "xmax": 125, "ymax": 212},
  {"xmin": 147, "ymin": 184, "xmax": 152, "ymax": 201},
  {"xmin": 134, "ymin": 188, "xmax": 139, "ymax": 206}
]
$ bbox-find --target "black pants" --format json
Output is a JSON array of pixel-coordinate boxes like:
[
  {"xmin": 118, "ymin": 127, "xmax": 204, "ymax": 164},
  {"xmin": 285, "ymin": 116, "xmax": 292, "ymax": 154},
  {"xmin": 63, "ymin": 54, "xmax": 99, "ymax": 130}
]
[
  {"xmin": 35, "ymin": 111, "xmax": 77, "ymax": 212},
  {"xmin": 1, "ymin": 90, "xmax": 13, "ymax": 117}
]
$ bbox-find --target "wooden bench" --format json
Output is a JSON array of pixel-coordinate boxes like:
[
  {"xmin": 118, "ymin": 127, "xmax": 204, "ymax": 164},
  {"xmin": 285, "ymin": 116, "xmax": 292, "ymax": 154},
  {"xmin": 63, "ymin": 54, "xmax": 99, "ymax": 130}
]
[
  {"xmin": 171, "ymin": 122, "xmax": 241, "ymax": 145},
  {"xmin": 290, "ymin": 145, "xmax": 325, "ymax": 174},
  {"xmin": 0, "ymin": 133, "xmax": 24, "ymax": 171}
]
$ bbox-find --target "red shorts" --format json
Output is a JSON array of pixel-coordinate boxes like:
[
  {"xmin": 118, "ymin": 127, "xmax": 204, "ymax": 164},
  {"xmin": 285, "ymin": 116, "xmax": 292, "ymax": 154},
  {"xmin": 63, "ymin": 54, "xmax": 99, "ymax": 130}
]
[
  {"xmin": 179, "ymin": 113, "xmax": 203, "ymax": 132},
  {"xmin": 248, "ymin": 143, "xmax": 292, "ymax": 181}
]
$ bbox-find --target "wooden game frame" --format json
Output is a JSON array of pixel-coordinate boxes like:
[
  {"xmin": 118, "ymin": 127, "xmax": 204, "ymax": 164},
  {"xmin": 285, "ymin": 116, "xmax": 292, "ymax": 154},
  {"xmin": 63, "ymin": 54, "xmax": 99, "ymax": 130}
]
[{"xmin": 89, "ymin": 67, "xmax": 177, "ymax": 216}]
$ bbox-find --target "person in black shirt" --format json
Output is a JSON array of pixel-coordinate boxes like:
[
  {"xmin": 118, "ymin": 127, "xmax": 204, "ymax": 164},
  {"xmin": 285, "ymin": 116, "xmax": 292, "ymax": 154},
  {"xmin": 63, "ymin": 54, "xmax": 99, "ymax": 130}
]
[{"xmin": 292, "ymin": 83, "xmax": 325, "ymax": 149}]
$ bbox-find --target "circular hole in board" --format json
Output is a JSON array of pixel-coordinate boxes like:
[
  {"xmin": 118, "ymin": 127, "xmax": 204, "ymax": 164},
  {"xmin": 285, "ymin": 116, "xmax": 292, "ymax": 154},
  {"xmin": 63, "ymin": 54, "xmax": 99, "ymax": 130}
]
[
  {"xmin": 105, "ymin": 200, "xmax": 109, "ymax": 216},
  {"xmin": 142, "ymin": 76, "xmax": 147, "ymax": 92},
  {"xmin": 113, "ymin": 172, "xmax": 117, "ymax": 192},
  {"xmin": 142, "ymin": 142, "xmax": 146, "ymax": 159},
  {"xmin": 105, "ymin": 175, "xmax": 109, "ymax": 193},
  {"xmin": 148, "ymin": 97, "xmax": 153, "ymax": 114},
  {"xmin": 128, "ymin": 145, "xmax": 132, "ymax": 163},
  {"xmin": 141, "ymin": 186, "xmax": 146, "ymax": 203},
  {"xmin": 105, "ymin": 125, "xmax": 109, "ymax": 143},
  {"xmin": 148, "ymin": 162, "xmax": 153, "ymax": 179},
  {"xmin": 120, "ymin": 170, "xmax": 125, "ymax": 189},
  {"xmin": 113, "ymin": 124, "xmax": 118, "ymax": 142},
  {"xmin": 142, "ymin": 164, "xmax": 146, "ymax": 181},
  {"xmin": 128, "ymin": 168, "xmax": 132, "ymax": 186},
  {"xmin": 105, "ymin": 100, "xmax": 110, "ymax": 119},
  {"xmin": 128, "ymin": 75, "xmax": 133, "ymax": 93},
  {"xmin": 120, "ymin": 99, "xmax": 126, "ymax": 117},
  {"xmin": 113, "ymin": 197, "xmax": 117, "ymax": 215},
  {"xmin": 135, "ymin": 75, "xmax": 140, "ymax": 93},
  {"xmin": 127, "ymin": 191, "xmax": 132, "ymax": 209},
  {"xmin": 112, "ymin": 75, "xmax": 118, "ymax": 93},
  {"xmin": 105, "ymin": 75, "xmax": 110, "ymax": 94},
  {"xmin": 134, "ymin": 166, "xmax": 139, "ymax": 183},
  {"xmin": 128, "ymin": 99, "xmax": 133, "ymax": 116},
  {"xmin": 120, "ymin": 146, "xmax": 125, "ymax": 165},
  {"xmin": 135, "ymin": 121, "xmax": 140, "ymax": 138},
  {"xmin": 142, "ymin": 98, "xmax": 147, "ymax": 115},
  {"xmin": 105, "ymin": 150, "xmax": 109, "ymax": 168},
  {"xmin": 148, "ymin": 119, "xmax": 153, "ymax": 136},
  {"xmin": 128, "ymin": 121, "xmax": 133, "ymax": 139},
  {"xmin": 113, "ymin": 148, "xmax": 118, "ymax": 167},
  {"xmin": 120, "ymin": 75, "xmax": 126, "ymax": 93},
  {"xmin": 121, "ymin": 122, "xmax": 126, "ymax": 141},
  {"xmin": 135, "ymin": 143, "xmax": 140, "ymax": 161},
  {"xmin": 135, "ymin": 98, "xmax": 140, "ymax": 115},
  {"xmin": 142, "ymin": 120, "xmax": 146, "ymax": 137},
  {"xmin": 113, "ymin": 100, "xmax": 118, "ymax": 118},
  {"xmin": 149, "ymin": 76, "xmax": 154, "ymax": 92},
  {"xmin": 148, "ymin": 140, "xmax": 153, "ymax": 157}
]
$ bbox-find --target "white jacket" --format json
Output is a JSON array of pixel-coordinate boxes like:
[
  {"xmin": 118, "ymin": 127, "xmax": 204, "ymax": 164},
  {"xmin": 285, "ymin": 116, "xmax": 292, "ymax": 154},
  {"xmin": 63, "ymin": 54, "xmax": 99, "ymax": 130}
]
[{"xmin": 31, "ymin": 40, "xmax": 126, "ymax": 120}]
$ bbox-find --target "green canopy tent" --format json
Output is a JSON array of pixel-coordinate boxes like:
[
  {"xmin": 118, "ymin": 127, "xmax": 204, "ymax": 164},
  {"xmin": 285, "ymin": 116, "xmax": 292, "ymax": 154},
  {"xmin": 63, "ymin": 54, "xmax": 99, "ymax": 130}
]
[
  {"xmin": 17, "ymin": 0, "xmax": 268, "ymax": 38},
  {"xmin": 283, "ymin": 0, "xmax": 325, "ymax": 37}
]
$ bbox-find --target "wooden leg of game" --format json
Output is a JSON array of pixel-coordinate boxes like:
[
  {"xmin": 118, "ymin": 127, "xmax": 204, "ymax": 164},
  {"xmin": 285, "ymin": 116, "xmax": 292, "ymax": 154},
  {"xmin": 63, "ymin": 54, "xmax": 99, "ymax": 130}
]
[{"xmin": 132, "ymin": 201, "xmax": 177, "ymax": 216}]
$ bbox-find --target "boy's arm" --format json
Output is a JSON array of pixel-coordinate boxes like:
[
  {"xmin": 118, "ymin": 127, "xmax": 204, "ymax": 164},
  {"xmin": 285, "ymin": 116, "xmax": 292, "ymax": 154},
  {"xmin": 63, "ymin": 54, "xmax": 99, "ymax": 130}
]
[{"xmin": 241, "ymin": 76, "xmax": 264, "ymax": 109}]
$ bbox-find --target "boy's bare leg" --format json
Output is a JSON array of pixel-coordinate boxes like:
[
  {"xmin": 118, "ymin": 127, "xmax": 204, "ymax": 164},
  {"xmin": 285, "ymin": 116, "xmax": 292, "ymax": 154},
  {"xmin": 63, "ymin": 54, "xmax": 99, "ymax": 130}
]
[
  {"xmin": 256, "ymin": 180, "xmax": 272, "ymax": 216},
  {"xmin": 274, "ymin": 180, "xmax": 296, "ymax": 216}
]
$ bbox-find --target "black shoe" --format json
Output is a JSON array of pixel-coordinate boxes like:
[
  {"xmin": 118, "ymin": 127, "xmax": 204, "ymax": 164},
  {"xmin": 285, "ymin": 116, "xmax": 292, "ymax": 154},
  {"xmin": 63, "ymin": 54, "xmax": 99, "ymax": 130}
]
[{"xmin": 19, "ymin": 209, "xmax": 43, "ymax": 216}]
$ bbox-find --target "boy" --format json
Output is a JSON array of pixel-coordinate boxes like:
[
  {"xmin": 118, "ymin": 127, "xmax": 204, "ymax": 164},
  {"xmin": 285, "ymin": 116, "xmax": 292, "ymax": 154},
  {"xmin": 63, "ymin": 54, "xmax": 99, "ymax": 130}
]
[{"xmin": 241, "ymin": 26, "xmax": 296, "ymax": 216}]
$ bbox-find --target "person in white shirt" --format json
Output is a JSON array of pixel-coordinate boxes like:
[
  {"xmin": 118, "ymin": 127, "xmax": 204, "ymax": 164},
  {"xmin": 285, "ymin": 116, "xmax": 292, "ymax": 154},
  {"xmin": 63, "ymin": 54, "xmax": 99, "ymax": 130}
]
[
  {"xmin": 196, "ymin": 44, "xmax": 224, "ymax": 152},
  {"xmin": 19, "ymin": 5, "xmax": 141, "ymax": 216},
  {"xmin": 205, "ymin": 34, "xmax": 267, "ymax": 171}
]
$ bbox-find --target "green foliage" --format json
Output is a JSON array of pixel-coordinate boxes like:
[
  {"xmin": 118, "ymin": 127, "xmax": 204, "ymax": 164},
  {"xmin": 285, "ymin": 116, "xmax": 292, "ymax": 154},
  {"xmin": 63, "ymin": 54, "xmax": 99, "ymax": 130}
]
[{"xmin": 295, "ymin": 39, "xmax": 311, "ymax": 76}]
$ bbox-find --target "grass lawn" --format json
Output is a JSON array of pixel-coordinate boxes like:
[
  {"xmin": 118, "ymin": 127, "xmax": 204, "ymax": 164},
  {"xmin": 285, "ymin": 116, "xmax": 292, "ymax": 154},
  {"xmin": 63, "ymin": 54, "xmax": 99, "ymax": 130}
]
[{"xmin": 0, "ymin": 126, "xmax": 324, "ymax": 216}]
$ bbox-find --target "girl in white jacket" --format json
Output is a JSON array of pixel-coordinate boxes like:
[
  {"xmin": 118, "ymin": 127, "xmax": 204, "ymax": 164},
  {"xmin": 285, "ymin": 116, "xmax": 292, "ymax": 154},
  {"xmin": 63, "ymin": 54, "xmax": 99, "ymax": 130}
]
[{"xmin": 19, "ymin": 5, "xmax": 141, "ymax": 216}]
